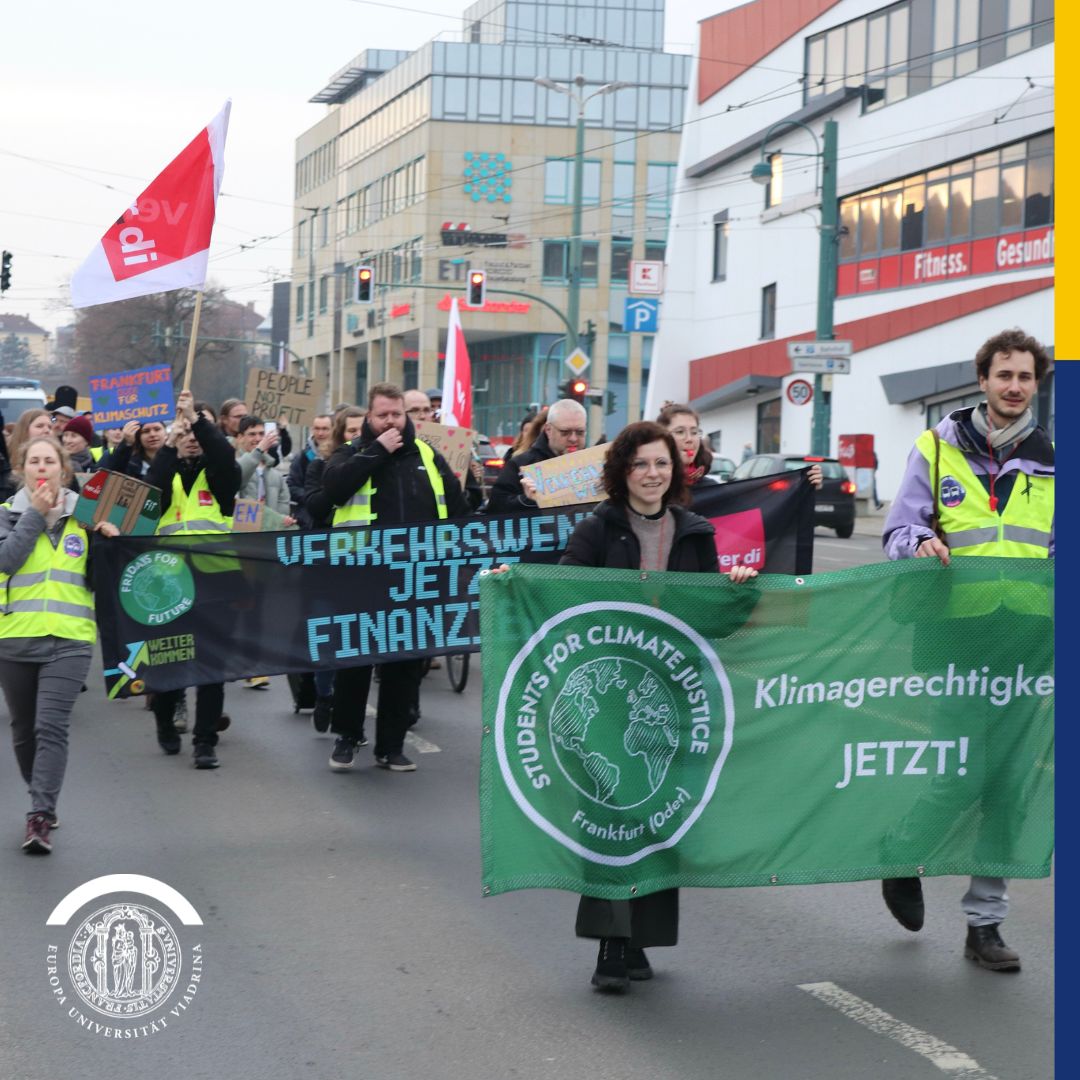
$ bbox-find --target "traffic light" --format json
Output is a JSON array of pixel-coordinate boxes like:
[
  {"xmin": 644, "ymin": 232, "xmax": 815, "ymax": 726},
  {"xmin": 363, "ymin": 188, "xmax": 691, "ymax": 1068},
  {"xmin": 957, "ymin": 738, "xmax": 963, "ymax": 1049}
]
[
  {"xmin": 354, "ymin": 265, "xmax": 374, "ymax": 303},
  {"xmin": 0, "ymin": 251, "xmax": 11, "ymax": 294},
  {"xmin": 466, "ymin": 269, "xmax": 487, "ymax": 307},
  {"xmin": 559, "ymin": 378, "xmax": 588, "ymax": 404}
]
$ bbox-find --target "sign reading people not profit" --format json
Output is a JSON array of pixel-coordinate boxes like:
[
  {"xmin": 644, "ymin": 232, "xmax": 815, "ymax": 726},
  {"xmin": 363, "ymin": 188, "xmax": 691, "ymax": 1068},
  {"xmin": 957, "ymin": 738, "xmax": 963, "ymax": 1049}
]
[
  {"xmin": 89, "ymin": 365, "xmax": 175, "ymax": 431},
  {"xmin": 478, "ymin": 559, "xmax": 1054, "ymax": 896},
  {"xmin": 244, "ymin": 368, "xmax": 327, "ymax": 427}
]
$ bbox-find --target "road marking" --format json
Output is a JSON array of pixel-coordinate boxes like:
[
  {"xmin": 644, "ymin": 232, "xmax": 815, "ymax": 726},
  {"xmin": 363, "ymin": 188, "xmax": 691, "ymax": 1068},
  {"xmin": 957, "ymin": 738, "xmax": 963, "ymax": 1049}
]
[
  {"xmin": 405, "ymin": 732, "xmax": 441, "ymax": 754},
  {"xmin": 797, "ymin": 981, "xmax": 1000, "ymax": 1080}
]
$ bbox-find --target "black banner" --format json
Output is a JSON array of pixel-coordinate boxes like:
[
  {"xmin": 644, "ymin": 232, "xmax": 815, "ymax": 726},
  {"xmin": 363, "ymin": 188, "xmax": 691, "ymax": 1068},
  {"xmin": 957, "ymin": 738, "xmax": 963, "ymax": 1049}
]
[{"xmin": 96, "ymin": 473, "xmax": 814, "ymax": 695}]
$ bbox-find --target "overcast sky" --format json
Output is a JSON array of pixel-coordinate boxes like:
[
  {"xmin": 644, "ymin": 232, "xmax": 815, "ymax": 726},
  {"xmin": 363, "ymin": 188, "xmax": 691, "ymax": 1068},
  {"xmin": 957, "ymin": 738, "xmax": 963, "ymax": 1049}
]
[{"xmin": 1, "ymin": 0, "xmax": 730, "ymax": 337}]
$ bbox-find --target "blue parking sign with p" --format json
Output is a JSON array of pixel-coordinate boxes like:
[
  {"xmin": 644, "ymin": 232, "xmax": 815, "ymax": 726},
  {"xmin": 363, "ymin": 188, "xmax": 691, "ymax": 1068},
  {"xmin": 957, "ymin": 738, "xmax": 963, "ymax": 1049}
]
[{"xmin": 624, "ymin": 298, "xmax": 659, "ymax": 332}]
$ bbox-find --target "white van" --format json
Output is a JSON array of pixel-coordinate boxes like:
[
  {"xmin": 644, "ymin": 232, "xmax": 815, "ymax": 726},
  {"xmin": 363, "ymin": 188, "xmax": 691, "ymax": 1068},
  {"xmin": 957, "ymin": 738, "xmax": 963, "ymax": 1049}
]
[{"xmin": 0, "ymin": 376, "xmax": 47, "ymax": 424}]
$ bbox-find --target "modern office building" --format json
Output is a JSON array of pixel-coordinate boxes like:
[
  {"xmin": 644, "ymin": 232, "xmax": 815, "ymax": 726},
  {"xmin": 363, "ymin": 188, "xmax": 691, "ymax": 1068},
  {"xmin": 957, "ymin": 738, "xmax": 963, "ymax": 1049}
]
[
  {"xmin": 647, "ymin": 0, "xmax": 1053, "ymax": 501},
  {"xmin": 290, "ymin": 0, "xmax": 689, "ymax": 440}
]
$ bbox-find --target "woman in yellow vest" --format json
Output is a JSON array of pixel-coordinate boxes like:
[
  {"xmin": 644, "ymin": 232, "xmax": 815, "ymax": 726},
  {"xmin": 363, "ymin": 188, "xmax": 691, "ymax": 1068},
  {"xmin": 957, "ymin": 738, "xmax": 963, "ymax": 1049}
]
[
  {"xmin": 146, "ymin": 390, "xmax": 241, "ymax": 770},
  {"xmin": 0, "ymin": 436, "xmax": 118, "ymax": 854}
]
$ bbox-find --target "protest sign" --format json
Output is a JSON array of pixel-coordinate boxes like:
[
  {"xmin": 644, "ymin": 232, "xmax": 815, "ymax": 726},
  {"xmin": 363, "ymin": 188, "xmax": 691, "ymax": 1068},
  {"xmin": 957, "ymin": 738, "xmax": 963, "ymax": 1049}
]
[
  {"xmin": 478, "ymin": 559, "xmax": 1054, "ymax": 895},
  {"xmin": 414, "ymin": 420, "xmax": 477, "ymax": 485},
  {"xmin": 245, "ymin": 368, "xmax": 326, "ymax": 427},
  {"xmin": 231, "ymin": 499, "xmax": 264, "ymax": 532},
  {"xmin": 74, "ymin": 470, "xmax": 162, "ymax": 536},
  {"xmin": 521, "ymin": 444, "xmax": 607, "ymax": 508},
  {"xmin": 95, "ymin": 471, "xmax": 814, "ymax": 697},
  {"xmin": 88, "ymin": 365, "xmax": 174, "ymax": 431}
]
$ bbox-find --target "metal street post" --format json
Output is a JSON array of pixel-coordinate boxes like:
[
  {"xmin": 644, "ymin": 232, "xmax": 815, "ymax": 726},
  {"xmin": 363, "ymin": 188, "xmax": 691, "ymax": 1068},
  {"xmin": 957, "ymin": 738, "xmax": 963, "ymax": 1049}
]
[{"xmin": 752, "ymin": 118, "xmax": 839, "ymax": 457}]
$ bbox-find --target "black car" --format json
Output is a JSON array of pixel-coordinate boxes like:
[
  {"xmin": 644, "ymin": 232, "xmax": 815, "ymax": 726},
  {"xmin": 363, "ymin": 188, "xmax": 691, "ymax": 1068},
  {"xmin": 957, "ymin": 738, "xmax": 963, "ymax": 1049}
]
[{"xmin": 730, "ymin": 453, "xmax": 856, "ymax": 537}]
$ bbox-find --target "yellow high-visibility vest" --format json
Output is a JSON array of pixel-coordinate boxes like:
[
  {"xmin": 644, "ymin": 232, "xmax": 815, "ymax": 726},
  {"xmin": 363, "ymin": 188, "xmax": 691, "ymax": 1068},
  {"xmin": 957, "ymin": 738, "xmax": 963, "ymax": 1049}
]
[
  {"xmin": 333, "ymin": 438, "xmax": 447, "ymax": 526},
  {"xmin": 0, "ymin": 511, "xmax": 95, "ymax": 643}
]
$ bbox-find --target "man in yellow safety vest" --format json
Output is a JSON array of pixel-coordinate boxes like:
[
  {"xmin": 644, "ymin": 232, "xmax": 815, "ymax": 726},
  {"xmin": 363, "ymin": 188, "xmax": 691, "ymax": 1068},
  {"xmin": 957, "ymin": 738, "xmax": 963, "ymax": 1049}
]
[
  {"xmin": 879, "ymin": 328, "xmax": 1053, "ymax": 973},
  {"xmin": 319, "ymin": 382, "xmax": 471, "ymax": 773}
]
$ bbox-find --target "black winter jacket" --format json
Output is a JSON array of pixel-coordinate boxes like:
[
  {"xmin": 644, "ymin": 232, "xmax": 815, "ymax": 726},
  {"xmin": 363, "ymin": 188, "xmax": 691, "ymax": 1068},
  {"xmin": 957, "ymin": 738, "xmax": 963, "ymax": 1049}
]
[
  {"xmin": 146, "ymin": 416, "xmax": 241, "ymax": 517},
  {"xmin": 320, "ymin": 418, "xmax": 470, "ymax": 525},
  {"xmin": 485, "ymin": 431, "xmax": 556, "ymax": 514},
  {"xmin": 560, "ymin": 500, "xmax": 720, "ymax": 572}
]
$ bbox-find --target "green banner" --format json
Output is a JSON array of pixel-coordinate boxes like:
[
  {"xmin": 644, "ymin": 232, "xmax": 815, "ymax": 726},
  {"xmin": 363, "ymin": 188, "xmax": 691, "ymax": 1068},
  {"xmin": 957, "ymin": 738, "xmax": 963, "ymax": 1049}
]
[{"xmin": 479, "ymin": 559, "xmax": 1054, "ymax": 899}]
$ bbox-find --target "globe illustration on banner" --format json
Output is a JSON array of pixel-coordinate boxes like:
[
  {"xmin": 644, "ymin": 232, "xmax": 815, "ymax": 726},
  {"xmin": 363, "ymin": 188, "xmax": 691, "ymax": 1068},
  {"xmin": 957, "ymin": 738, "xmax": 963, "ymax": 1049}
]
[
  {"xmin": 133, "ymin": 565, "xmax": 186, "ymax": 614},
  {"xmin": 549, "ymin": 658, "xmax": 679, "ymax": 809}
]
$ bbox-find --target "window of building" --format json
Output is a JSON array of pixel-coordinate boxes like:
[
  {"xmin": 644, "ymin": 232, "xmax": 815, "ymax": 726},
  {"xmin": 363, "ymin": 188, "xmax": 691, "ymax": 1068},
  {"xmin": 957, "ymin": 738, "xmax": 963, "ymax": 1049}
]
[
  {"xmin": 544, "ymin": 159, "xmax": 601, "ymax": 205},
  {"xmin": 319, "ymin": 275, "xmax": 329, "ymax": 314},
  {"xmin": 295, "ymin": 285, "xmax": 304, "ymax": 323},
  {"xmin": 645, "ymin": 162, "xmax": 676, "ymax": 218},
  {"xmin": 806, "ymin": 0, "xmax": 1052, "ymax": 110},
  {"xmin": 541, "ymin": 240, "xmax": 599, "ymax": 283},
  {"xmin": 644, "ymin": 239, "xmax": 666, "ymax": 265},
  {"xmin": 712, "ymin": 210, "xmax": 729, "ymax": 281},
  {"xmin": 296, "ymin": 219, "xmax": 307, "ymax": 257},
  {"xmin": 319, "ymin": 207, "xmax": 329, "ymax": 248},
  {"xmin": 611, "ymin": 238, "xmax": 633, "ymax": 283},
  {"xmin": 761, "ymin": 283, "xmax": 777, "ymax": 340},
  {"xmin": 764, "ymin": 153, "xmax": 782, "ymax": 209},
  {"xmin": 839, "ymin": 131, "xmax": 1053, "ymax": 258},
  {"xmin": 613, "ymin": 162, "xmax": 635, "ymax": 218}
]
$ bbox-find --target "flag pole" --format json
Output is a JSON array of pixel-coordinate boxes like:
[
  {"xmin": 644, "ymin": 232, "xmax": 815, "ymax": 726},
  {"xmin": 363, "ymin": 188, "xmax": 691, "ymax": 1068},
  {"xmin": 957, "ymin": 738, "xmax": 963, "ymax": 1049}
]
[{"xmin": 182, "ymin": 291, "xmax": 204, "ymax": 393}]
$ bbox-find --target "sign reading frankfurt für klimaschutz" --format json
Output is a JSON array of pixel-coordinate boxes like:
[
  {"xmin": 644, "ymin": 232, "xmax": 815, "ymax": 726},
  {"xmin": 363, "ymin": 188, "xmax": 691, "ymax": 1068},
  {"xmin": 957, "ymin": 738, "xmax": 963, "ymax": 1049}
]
[{"xmin": 493, "ymin": 601, "xmax": 733, "ymax": 866}]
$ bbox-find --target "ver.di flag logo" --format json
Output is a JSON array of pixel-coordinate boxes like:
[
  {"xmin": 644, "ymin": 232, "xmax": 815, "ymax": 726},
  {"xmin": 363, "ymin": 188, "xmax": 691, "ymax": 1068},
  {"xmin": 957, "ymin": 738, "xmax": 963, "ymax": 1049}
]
[
  {"xmin": 70, "ymin": 101, "xmax": 230, "ymax": 308},
  {"xmin": 493, "ymin": 601, "xmax": 734, "ymax": 865}
]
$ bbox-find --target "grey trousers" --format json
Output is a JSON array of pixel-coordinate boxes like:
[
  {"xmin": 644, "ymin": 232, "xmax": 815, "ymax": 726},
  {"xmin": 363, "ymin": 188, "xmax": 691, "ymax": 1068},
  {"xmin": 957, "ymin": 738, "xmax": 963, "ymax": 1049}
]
[
  {"xmin": 962, "ymin": 876, "xmax": 1009, "ymax": 926},
  {"xmin": 0, "ymin": 641, "xmax": 92, "ymax": 818}
]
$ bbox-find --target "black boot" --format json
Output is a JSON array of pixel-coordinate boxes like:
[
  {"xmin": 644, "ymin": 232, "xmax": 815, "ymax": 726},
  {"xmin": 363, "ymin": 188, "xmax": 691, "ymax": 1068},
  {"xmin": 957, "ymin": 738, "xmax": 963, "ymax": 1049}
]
[
  {"xmin": 591, "ymin": 937, "xmax": 629, "ymax": 992},
  {"xmin": 965, "ymin": 924, "xmax": 1021, "ymax": 972},
  {"xmin": 312, "ymin": 696, "xmax": 333, "ymax": 733},
  {"xmin": 155, "ymin": 716, "xmax": 180, "ymax": 755},
  {"xmin": 882, "ymin": 877, "xmax": 924, "ymax": 931},
  {"xmin": 625, "ymin": 945, "xmax": 653, "ymax": 981}
]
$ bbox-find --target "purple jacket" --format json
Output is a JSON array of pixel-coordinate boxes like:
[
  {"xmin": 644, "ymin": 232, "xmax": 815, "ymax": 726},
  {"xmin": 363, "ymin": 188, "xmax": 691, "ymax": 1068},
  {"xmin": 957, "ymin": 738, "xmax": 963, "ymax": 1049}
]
[{"xmin": 882, "ymin": 408, "xmax": 1055, "ymax": 561}]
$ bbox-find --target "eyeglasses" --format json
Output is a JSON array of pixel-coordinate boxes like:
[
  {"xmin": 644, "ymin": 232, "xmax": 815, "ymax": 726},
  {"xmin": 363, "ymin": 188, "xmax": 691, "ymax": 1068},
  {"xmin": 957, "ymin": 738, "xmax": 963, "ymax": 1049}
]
[
  {"xmin": 669, "ymin": 427, "xmax": 701, "ymax": 438},
  {"xmin": 406, "ymin": 407, "xmax": 433, "ymax": 417},
  {"xmin": 550, "ymin": 427, "xmax": 586, "ymax": 438},
  {"xmin": 630, "ymin": 458, "xmax": 673, "ymax": 473}
]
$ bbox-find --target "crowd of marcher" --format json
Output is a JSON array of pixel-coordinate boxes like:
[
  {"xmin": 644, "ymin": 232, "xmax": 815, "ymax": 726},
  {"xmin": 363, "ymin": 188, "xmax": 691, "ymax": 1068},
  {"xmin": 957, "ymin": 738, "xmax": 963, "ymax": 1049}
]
[{"xmin": 0, "ymin": 328, "xmax": 1054, "ymax": 992}]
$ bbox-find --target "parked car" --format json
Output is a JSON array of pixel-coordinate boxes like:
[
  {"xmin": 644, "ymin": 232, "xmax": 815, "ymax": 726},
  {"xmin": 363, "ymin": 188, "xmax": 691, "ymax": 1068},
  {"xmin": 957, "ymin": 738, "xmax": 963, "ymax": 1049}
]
[
  {"xmin": 730, "ymin": 453, "xmax": 856, "ymax": 537},
  {"xmin": 707, "ymin": 454, "xmax": 737, "ymax": 482},
  {"xmin": 474, "ymin": 435, "xmax": 506, "ymax": 497},
  {"xmin": 0, "ymin": 376, "xmax": 47, "ymax": 425}
]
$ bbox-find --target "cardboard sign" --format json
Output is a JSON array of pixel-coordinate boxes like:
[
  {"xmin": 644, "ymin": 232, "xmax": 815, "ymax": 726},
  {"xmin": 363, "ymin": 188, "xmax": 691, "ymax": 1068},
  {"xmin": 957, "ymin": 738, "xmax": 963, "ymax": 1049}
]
[
  {"xmin": 521, "ymin": 443, "xmax": 608, "ymax": 508},
  {"xmin": 74, "ymin": 470, "xmax": 162, "ymax": 536},
  {"xmin": 245, "ymin": 369, "xmax": 326, "ymax": 428},
  {"xmin": 231, "ymin": 499, "xmax": 265, "ymax": 532},
  {"xmin": 414, "ymin": 420, "xmax": 477, "ymax": 486},
  {"xmin": 88, "ymin": 365, "xmax": 175, "ymax": 431}
]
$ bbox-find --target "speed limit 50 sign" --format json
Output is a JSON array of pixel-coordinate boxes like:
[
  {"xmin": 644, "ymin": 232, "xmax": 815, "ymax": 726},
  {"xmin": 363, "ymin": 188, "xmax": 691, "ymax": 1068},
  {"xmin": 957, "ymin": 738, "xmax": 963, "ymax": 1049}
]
[{"xmin": 786, "ymin": 378, "xmax": 813, "ymax": 406}]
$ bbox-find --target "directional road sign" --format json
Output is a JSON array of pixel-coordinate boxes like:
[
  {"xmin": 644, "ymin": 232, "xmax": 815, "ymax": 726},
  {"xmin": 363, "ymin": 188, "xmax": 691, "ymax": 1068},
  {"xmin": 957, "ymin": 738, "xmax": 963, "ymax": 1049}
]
[
  {"xmin": 624, "ymin": 297, "xmax": 659, "ymax": 332},
  {"xmin": 787, "ymin": 340, "xmax": 853, "ymax": 358},
  {"xmin": 789, "ymin": 355, "xmax": 851, "ymax": 375}
]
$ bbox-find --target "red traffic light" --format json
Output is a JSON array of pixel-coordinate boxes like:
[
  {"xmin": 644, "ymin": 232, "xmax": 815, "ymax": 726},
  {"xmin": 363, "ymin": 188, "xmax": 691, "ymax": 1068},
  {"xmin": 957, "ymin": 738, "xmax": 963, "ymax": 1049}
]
[
  {"xmin": 571, "ymin": 379, "xmax": 588, "ymax": 395},
  {"xmin": 466, "ymin": 269, "xmax": 487, "ymax": 307}
]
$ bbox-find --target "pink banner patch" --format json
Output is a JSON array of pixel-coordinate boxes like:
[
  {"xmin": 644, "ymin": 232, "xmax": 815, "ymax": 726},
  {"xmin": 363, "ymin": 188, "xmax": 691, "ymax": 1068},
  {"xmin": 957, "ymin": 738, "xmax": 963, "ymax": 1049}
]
[{"xmin": 710, "ymin": 508, "xmax": 766, "ymax": 570}]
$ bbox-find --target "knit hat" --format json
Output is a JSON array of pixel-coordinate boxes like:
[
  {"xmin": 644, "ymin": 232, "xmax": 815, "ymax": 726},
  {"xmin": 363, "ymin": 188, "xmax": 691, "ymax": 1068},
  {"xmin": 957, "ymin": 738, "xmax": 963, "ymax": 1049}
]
[{"xmin": 62, "ymin": 414, "xmax": 95, "ymax": 445}]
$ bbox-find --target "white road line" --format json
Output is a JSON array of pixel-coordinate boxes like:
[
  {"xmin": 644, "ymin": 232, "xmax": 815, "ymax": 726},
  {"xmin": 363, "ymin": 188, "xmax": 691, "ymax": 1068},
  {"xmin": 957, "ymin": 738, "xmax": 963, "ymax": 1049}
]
[
  {"xmin": 797, "ymin": 981, "xmax": 1000, "ymax": 1080},
  {"xmin": 405, "ymin": 732, "xmax": 441, "ymax": 754}
]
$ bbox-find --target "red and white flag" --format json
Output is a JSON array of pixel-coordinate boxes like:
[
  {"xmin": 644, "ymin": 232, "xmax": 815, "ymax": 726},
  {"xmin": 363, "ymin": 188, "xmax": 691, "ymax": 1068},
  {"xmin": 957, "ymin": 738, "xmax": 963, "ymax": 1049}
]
[
  {"xmin": 70, "ymin": 101, "xmax": 231, "ymax": 309},
  {"xmin": 440, "ymin": 297, "xmax": 472, "ymax": 428}
]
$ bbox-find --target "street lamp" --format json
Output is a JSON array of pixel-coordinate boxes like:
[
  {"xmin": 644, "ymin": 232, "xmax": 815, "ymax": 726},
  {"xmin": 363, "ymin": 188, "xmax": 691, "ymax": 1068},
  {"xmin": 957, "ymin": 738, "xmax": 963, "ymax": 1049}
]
[
  {"xmin": 751, "ymin": 118, "xmax": 839, "ymax": 458},
  {"xmin": 534, "ymin": 75, "xmax": 634, "ymax": 353}
]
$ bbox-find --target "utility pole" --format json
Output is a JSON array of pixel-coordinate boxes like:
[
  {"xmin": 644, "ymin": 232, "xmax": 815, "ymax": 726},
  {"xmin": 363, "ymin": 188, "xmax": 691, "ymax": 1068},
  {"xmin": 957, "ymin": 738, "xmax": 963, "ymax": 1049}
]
[{"xmin": 812, "ymin": 120, "xmax": 839, "ymax": 458}]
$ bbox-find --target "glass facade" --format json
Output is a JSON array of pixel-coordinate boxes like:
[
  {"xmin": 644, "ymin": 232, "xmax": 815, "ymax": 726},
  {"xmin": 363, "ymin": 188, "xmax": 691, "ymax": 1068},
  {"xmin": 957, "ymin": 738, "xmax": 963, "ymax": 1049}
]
[{"xmin": 805, "ymin": 0, "xmax": 1052, "ymax": 110}]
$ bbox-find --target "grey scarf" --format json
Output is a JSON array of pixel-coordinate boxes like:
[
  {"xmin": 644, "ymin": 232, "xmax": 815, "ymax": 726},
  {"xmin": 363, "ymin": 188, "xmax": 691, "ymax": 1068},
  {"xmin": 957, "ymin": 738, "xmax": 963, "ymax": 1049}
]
[{"xmin": 969, "ymin": 402, "xmax": 1036, "ymax": 452}]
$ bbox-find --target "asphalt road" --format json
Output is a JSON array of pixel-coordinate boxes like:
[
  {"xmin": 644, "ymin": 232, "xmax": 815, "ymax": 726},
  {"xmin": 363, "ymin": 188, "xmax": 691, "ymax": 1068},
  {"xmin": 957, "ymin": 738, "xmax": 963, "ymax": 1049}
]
[{"xmin": 0, "ymin": 531, "xmax": 1052, "ymax": 1080}]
